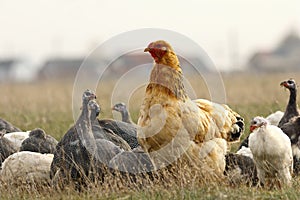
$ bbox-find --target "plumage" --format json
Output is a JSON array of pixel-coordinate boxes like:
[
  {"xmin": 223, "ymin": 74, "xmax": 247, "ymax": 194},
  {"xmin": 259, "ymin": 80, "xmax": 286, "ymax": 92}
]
[
  {"xmin": 238, "ymin": 136, "xmax": 249, "ymax": 150},
  {"xmin": 95, "ymin": 138, "xmax": 123, "ymax": 164},
  {"xmin": 1, "ymin": 128, "xmax": 57, "ymax": 169},
  {"xmin": 278, "ymin": 79, "xmax": 299, "ymax": 127},
  {"xmin": 51, "ymin": 90, "xmax": 101, "ymax": 186},
  {"xmin": 280, "ymin": 116, "xmax": 300, "ymax": 174},
  {"xmin": 3, "ymin": 131, "xmax": 30, "ymax": 150},
  {"xmin": 138, "ymin": 40, "xmax": 244, "ymax": 177},
  {"xmin": 225, "ymin": 152, "xmax": 258, "ymax": 186},
  {"xmin": 0, "ymin": 118, "xmax": 21, "ymax": 133},
  {"xmin": 109, "ymin": 146, "xmax": 154, "ymax": 174},
  {"xmin": 50, "ymin": 90, "xmax": 129, "ymax": 187},
  {"xmin": 237, "ymin": 146, "xmax": 253, "ymax": 159},
  {"xmin": 97, "ymin": 119, "xmax": 138, "ymax": 149},
  {"xmin": 281, "ymin": 117, "xmax": 300, "ymax": 148},
  {"xmin": 112, "ymin": 102, "xmax": 134, "ymax": 124},
  {"xmin": 0, "ymin": 132, "xmax": 18, "ymax": 168},
  {"xmin": 0, "ymin": 151, "xmax": 54, "ymax": 184},
  {"xmin": 238, "ymin": 79, "xmax": 299, "ymax": 150},
  {"xmin": 20, "ymin": 128, "xmax": 58, "ymax": 154},
  {"xmin": 225, "ymin": 146, "xmax": 257, "ymax": 185},
  {"xmin": 50, "ymin": 125, "xmax": 93, "ymax": 187},
  {"xmin": 90, "ymin": 101, "xmax": 131, "ymax": 151},
  {"xmin": 238, "ymin": 111, "xmax": 284, "ymax": 150},
  {"xmin": 249, "ymin": 116, "xmax": 293, "ymax": 188},
  {"xmin": 266, "ymin": 111, "xmax": 284, "ymax": 126},
  {"xmin": 238, "ymin": 80, "xmax": 300, "ymax": 175}
]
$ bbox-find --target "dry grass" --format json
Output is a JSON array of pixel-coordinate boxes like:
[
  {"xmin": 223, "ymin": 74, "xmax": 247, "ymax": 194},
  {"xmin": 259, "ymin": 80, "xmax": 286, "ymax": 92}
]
[{"xmin": 1, "ymin": 72, "xmax": 300, "ymax": 199}]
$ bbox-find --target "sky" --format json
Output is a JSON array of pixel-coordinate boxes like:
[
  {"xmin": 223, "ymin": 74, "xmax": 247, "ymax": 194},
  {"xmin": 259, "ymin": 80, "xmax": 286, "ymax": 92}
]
[{"xmin": 0, "ymin": 0, "xmax": 299, "ymax": 70}]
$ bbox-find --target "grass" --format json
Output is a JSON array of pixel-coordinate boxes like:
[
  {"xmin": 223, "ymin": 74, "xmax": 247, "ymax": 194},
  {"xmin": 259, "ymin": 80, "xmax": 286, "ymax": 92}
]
[{"xmin": 1, "ymin": 72, "xmax": 300, "ymax": 199}]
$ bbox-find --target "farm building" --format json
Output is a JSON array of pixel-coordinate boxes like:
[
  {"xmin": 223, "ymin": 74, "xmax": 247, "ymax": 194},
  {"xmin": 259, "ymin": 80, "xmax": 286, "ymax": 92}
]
[
  {"xmin": 0, "ymin": 58, "xmax": 35, "ymax": 82},
  {"xmin": 248, "ymin": 31, "xmax": 300, "ymax": 72}
]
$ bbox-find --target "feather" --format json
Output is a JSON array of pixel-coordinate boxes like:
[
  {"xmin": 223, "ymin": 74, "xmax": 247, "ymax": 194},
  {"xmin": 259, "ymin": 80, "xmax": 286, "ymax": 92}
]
[
  {"xmin": 138, "ymin": 40, "xmax": 244, "ymax": 177},
  {"xmin": 249, "ymin": 116, "xmax": 293, "ymax": 188},
  {"xmin": 0, "ymin": 151, "xmax": 53, "ymax": 184}
]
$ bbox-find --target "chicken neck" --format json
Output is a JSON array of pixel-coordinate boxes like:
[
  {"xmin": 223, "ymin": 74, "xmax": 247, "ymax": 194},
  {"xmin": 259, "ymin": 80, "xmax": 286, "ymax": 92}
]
[
  {"xmin": 76, "ymin": 99, "xmax": 96, "ymax": 154},
  {"xmin": 120, "ymin": 110, "xmax": 132, "ymax": 124},
  {"xmin": 146, "ymin": 63, "xmax": 188, "ymax": 102},
  {"xmin": 287, "ymin": 88, "xmax": 299, "ymax": 115}
]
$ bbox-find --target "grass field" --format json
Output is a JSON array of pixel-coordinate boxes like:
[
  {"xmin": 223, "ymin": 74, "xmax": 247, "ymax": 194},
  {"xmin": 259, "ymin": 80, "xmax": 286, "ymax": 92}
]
[{"xmin": 1, "ymin": 72, "xmax": 300, "ymax": 199}]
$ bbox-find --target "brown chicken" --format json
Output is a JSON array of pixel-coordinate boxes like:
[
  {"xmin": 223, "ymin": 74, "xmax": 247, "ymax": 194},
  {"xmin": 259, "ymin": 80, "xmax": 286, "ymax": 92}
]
[{"xmin": 137, "ymin": 40, "xmax": 244, "ymax": 177}]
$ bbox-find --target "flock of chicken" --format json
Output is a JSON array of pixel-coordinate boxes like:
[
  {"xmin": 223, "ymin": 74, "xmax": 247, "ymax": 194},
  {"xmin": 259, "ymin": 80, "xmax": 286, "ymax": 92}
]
[
  {"xmin": 0, "ymin": 40, "xmax": 299, "ymax": 190},
  {"xmin": 226, "ymin": 78, "xmax": 300, "ymax": 188}
]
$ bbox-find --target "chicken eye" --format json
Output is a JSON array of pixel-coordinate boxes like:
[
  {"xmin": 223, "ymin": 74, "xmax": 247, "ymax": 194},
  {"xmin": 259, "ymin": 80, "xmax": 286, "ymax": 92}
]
[{"xmin": 287, "ymin": 80, "xmax": 293, "ymax": 84}]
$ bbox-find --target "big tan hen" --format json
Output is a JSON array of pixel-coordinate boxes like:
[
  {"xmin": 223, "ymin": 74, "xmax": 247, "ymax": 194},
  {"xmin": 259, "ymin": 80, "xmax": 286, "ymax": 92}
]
[{"xmin": 137, "ymin": 40, "xmax": 244, "ymax": 177}]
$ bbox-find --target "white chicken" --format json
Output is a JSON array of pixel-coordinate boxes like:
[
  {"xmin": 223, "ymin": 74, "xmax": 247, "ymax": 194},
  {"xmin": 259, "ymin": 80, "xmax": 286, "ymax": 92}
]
[
  {"xmin": 0, "ymin": 151, "xmax": 54, "ymax": 184},
  {"xmin": 236, "ymin": 146, "xmax": 253, "ymax": 159},
  {"xmin": 265, "ymin": 111, "xmax": 284, "ymax": 126},
  {"xmin": 249, "ymin": 116, "xmax": 293, "ymax": 188},
  {"xmin": 3, "ymin": 131, "xmax": 30, "ymax": 150}
]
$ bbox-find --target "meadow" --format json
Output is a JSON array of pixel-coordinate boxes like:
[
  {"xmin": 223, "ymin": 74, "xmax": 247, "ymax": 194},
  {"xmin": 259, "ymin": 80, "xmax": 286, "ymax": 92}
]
[{"xmin": 1, "ymin": 72, "xmax": 300, "ymax": 199}]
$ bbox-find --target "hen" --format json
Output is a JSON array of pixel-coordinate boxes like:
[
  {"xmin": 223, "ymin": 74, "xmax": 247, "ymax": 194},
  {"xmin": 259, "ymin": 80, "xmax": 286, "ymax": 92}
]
[
  {"xmin": 137, "ymin": 40, "xmax": 244, "ymax": 177},
  {"xmin": 249, "ymin": 116, "xmax": 293, "ymax": 188}
]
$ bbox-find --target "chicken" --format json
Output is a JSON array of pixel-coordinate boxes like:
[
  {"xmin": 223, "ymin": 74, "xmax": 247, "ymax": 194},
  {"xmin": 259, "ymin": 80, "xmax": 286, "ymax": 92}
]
[
  {"xmin": 20, "ymin": 128, "xmax": 58, "ymax": 154},
  {"xmin": 224, "ymin": 152, "xmax": 258, "ymax": 186},
  {"xmin": 0, "ymin": 151, "xmax": 54, "ymax": 184},
  {"xmin": 249, "ymin": 116, "xmax": 293, "ymax": 188},
  {"xmin": 280, "ymin": 116, "xmax": 300, "ymax": 174},
  {"xmin": 2, "ymin": 131, "xmax": 30, "ymax": 149},
  {"xmin": 0, "ymin": 118, "xmax": 21, "ymax": 133},
  {"xmin": 0, "ymin": 132, "xmax": 18, "ymax": 168},
  {"xmin": 238, "ymin": 111, "xmax": 284, "ymax": 150},
  {"xmin": 266, "ymin": 111, "xmax": 284, "ymax": 126},
  {"xmin": 278, "ymin": 79, "xmax": 299, "ymax": 127},
  {"xmin": 137, "ymin": 40, "xmax": 244, "ymax": 177},
  {"xmin": 237, "ymin": 146, "xmax": 253, "ymax": 159},
  {"xmin": 112, "ymin": 102, "xmax": 134, "ymax": 124},
  {"xmin": 50, "ymin": 90, "xmax": 129, "ymax": 188}
]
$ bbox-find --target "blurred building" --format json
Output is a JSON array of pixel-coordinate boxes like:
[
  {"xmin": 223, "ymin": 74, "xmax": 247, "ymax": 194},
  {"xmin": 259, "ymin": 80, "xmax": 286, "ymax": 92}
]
[
  {"xmin": 37, "ymin": 53, "xmax": 209, "ymax": 81},
  {"xmin": 104, "ymin": 52, "xmax": 209, "ymax": 78},
  {"xmin": 38, "ymin": 58, "xmax": 101, "ymax": 80},
  {"xmin": 0, "ymin": 59, "xmax": 15, "ymax": 81},
  {"xmin": 248, "ymin": 31, "xmax": 300, "ymax": 72},
  {"xmin": 0, "ymin": 58, "xmax": 35, "ymax": 82}
]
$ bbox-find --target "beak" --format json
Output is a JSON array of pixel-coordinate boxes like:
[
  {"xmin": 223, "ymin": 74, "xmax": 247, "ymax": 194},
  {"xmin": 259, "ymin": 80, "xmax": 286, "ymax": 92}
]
[
  {"xmin": 144, "ymin": 47, "xmax": 151, "ymax": 52},
  {"xmin": 280, "ymin": 81, "xmax": 288, "ymax": 87},
  {"xmin": 90, "ymin": 94, "xmax": 96, "ymax": 99},
  {"xmin": 250, "ymin": 125, "xmax": 256, "ymax": 132},
  {"xmin": 250, "ymin": 122, "xmax": 267, "ymax": 132}
]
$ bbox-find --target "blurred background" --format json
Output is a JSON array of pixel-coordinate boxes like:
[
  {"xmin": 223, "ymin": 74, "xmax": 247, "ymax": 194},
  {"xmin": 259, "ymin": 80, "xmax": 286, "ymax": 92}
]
[
  {"xmin": 0, "ymin": 0, "xmax": 300, "ymax": 83},
  {"xmin": 0, "ymin": 0, "xmax": 300, "ymax": 135}
]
